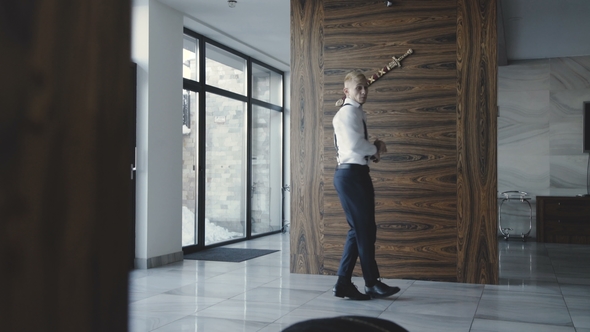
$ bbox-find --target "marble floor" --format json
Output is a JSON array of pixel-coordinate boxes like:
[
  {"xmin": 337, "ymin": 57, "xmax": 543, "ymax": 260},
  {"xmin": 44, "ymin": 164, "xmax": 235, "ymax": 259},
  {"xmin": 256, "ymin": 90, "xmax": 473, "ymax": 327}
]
[{"xmin": 129, "ymin": 233, "xmax": 590, "ymax": 332}]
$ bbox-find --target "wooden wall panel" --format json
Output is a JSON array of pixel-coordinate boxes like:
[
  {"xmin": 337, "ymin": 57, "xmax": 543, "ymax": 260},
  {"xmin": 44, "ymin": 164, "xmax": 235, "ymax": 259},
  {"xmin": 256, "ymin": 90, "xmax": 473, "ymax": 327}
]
[
  {"xmin": 291, "ymin": 0, "xmax": 498, "ymax": 284},
  {"xmin": 289, "ymin": 0, "xmax": 325, "ymax": 274},
  {"xmin": 322, "ymin": 0, "xmax": 459, "ymax": 281},
  {"xmin": 457, "ymin": 0, "xmax": 499, "ymax": 284},
  {"xmin": 0, "ymin": 1, "xmax": 132, "ymax": 330}
]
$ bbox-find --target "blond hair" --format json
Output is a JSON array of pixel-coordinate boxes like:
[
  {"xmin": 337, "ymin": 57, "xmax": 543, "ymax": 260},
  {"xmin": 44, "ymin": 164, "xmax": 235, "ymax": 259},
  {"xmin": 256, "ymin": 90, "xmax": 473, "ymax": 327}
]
[{"xmin": 344, "ymin": 70, "xmax": 366, "ymax": 85}]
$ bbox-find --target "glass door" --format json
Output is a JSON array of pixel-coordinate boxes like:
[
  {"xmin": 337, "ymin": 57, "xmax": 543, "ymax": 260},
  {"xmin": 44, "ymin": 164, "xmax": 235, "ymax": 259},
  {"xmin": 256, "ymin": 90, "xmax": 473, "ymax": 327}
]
[
  {"xmin": 204, "ymin": 92, "xmax": 247, "ymax": 245},
  {"xmin": 182, "ymin": 90, "xmax": 199, "ymax": 246},
  {"xmin": 182, "ymin": 34, "xmax": 200, "ymax": 247},
  {"xmin": 250, "ymin": 62, "xmax": 283, "ymax": 235},
  {"xmin": 251, "ymin": 105, "xmax": 283, "ymax": 235}
]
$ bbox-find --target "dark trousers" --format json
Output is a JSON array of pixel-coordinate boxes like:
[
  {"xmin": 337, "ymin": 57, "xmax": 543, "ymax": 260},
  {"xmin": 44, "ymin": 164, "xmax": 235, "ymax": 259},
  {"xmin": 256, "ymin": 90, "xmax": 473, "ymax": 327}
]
[{"xmin": 333, "ymin": 165, "xmax": 380, "ymax": 284}]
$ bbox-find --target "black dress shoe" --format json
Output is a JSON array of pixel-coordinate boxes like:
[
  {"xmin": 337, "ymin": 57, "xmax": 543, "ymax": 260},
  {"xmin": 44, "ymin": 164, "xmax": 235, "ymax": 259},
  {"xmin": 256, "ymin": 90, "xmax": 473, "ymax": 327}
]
[
  {"xmin": 365, "ymin": 280, "xmax": 400, "ymax": 298},
  {"xmin": 333, "ymin": 282, "xmax": 371, "ymax": 300}
]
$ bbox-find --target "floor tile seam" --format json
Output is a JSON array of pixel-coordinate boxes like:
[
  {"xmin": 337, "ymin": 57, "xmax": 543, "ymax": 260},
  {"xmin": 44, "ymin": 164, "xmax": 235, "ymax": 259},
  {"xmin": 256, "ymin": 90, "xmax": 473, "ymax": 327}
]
[
  {"xmin": 484, "ymin": 278, "xmax": 562, "ymax": 291},
  {"xmin": 243, "ymin": 284, "xmax": 329, "ymax": 295},
  {"xmin": 301, "ymin": 303, "xmax": 388, "ymax": 319},
  {"xmin": 136, "ymin": 273, "xmax": 201, "ymax": 283},
  {"xmin": 193, "ymin": 313, "xmax": 277, "ymax": 327},
  {"xmin": 271, "ymin": 293, "xmax": 325, "ymax": 324},
  {"xmin": 408, "ymin": 280, "xmax": 485, "ymax": 297},
  {"xmin": 257, "ymin": 276, "xmax": 287, "ymax": 289},
  {"xmin": 130, "ymin": 286, "xmax": 188, "ymax": 298},
  {"xmin": 222, "ymin": 272, "xmax": 282, "ymax": 281},
  {"xmin": 188, "ymin": 307, "xmax": 272, "ymax": 323},
  {"xmin": 164, "ymin": 292, "xmax": 234, "ymax": 303},
  {"xmin": 466, "ymin": 283, "xmax": 487, "ymax": 332},
  {"xmin": 202, "ymin": 269, "xmax": 265, "ymax": 281},
  {"xmin": 150, "ymin": 316, "xmax": 273, "ymax": 331},
  {"xmin": 128, "ymin": 293, "xmax": 165, "ymax": 305},
  {"xmin": 144, "ymin": 311, "xmax": 203, "ymax": 332},
  {"xmin": 183, "ymin": 315, "xmax": 273, "ymax": 329},
  {"xmin": 382, "ymin": 282, "xmax": 465, "ymax": 314},
  {"xmin": 550, "ymin": 243, "xmax": 579, "ymax": 328},
  {"xmin": 378, "ymin": 308, "xmax": 478, "ymax": 324},
  {"xmin": 472, "ymin": 313, "xmax": 575, "ymax": 328},
  {"xmin": 244, "ymin": 262, "xmax": 289, "ymax": 268},
  {"xmin": 469, "ymin": 317, "xmax": 577, "ymax": 330},
  {"xmin": 129, "ymin": 274, "xmax": 152, "ymax": 281},
  {"xmin": 192, "ymin": 299, "xmax": 298, "ymax": 327},
  {"xmin": 190, "ymin": 297, "xmax": 237, "ymax": 316},
  {"xmin": 559, "ymin": 283, "xmax": 580, "ymax": 329},
  {"xmin": 128, "ymin": 298, "xmax": 223, "ymax": 312},
  {"xmin": 261, "ymin": 282, "xmax": 334, "ymax": 292},
  {"xmin": 228, "ymin": 295, "xmax": 322, "ymax": 307},
  {"xmin": 207, "ymin": 297, "xmax": 303, "ymax": 310},
  {"xmin": 387, "ymin": 292, "xmax": 483, "ymax": 304},
  {"xmin": 561, "ymin": 293, "xmax": 590, "ymax": 304},
  {"xmin": 198, "ymin": 271, "xmax": 246, "ymax": 281},
  {"xmin": 402, "ymin": 285, "xmax": 484, "ymax": 295},
  {"xmin": 263, "ymin": 301, "xmax": 304, "ymax": 326},
  {"xmin": 478, "ymin": 291, "xmax": 573, "ymax": 306},
  {"xmin": 380, "ymin": 282, "xmax": 414, "ymax": 312}
]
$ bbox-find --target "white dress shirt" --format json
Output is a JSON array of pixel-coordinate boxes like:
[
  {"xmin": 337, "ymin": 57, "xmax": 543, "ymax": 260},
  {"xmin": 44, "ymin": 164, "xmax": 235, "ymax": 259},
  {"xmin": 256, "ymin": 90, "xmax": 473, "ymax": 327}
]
[{"xmin": 333, "ymin": 98, "xmax": 377, "ymax": 165}]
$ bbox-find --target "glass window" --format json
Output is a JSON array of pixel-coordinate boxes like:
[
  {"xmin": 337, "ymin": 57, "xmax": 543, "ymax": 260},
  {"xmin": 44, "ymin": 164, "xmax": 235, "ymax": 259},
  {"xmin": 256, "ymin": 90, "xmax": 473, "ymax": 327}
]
[
  {"xmin": 206, "ymin": 43, "xmax": 247, "ymax": 96},
  {"xmin": 252, "ymin": 63, "xmax": 283, "ymax": 105},
  {"xmin": 183, "ymin": 35, "xmax": 199, "ymax": 81},
  {"xmin": 182, "ymin": 30, "xmax": 284, "ymax": 249}
]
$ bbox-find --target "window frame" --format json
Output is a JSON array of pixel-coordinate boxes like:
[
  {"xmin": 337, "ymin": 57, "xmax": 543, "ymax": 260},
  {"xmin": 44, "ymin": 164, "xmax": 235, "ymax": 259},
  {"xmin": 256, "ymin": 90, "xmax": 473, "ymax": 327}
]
[{"xmin": 182, "ymin": 28, "xmax": 285, "ymax": 253}]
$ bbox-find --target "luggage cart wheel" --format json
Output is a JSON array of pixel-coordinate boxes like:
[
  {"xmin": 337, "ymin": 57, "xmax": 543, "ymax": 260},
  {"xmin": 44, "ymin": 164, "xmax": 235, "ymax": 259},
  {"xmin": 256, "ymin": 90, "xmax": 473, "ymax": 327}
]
[{"xmin": 501, "ymin": 228, "xmax": 513, "ymax": 240}]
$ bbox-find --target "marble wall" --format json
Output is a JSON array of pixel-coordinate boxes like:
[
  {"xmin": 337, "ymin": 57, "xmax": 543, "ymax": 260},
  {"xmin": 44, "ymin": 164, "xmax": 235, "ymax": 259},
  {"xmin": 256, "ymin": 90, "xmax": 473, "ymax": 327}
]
[{"xmin": 498, "ymin": 55, "xmax": 590, "ymax": 238}]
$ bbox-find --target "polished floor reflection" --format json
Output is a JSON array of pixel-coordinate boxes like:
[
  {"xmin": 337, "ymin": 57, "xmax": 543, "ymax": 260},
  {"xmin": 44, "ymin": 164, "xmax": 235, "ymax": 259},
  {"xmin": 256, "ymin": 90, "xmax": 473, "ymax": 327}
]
[{"xmin": 129, "ymin": 234, "xmax": 590, "ymax": 332}]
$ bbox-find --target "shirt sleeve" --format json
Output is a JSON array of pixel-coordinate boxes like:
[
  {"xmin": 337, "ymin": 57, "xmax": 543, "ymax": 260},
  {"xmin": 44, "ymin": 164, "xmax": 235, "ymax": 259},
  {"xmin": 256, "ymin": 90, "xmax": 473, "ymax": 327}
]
[{"xmin": 333, "ymin": 106, "xmax": 377, "ymax": 163}]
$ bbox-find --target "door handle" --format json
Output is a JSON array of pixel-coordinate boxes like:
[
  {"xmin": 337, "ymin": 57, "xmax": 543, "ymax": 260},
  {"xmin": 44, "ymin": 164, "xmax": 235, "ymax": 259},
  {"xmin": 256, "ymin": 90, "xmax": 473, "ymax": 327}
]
[{"xmin": 131, "ymin": 147, "xmax": 137, "ymax": 180}]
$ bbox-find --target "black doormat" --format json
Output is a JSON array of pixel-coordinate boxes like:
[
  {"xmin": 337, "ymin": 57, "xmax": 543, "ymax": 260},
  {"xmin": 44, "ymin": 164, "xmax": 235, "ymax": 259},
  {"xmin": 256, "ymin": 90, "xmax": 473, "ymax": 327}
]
[{"xmin": 184, "ymin": 248, "xmax": 279, "ymax": 262}]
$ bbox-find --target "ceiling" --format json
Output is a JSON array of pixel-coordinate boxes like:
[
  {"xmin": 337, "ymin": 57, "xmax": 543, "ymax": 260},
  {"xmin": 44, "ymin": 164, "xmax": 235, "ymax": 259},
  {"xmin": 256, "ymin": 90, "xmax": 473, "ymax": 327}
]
[
  {"xmin": 159, "ymin": 0, "xmax": 291, "ymax": 71},
  {"xmin": 158, "ymin": 0, "xmax": 590, "ymax": 72}
]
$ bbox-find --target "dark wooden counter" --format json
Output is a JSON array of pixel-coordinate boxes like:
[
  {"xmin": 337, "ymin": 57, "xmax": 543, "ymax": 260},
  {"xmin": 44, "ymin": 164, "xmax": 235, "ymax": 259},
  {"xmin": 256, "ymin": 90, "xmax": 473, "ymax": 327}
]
[{"xmin": 536, "ymin": 196, "xmax": 590, "ymax": 244}]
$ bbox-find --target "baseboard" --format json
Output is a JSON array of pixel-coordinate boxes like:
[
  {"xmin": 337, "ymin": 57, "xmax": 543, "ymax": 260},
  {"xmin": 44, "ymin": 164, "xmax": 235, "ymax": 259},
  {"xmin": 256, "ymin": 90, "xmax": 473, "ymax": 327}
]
[{"xmin": 134, "ymin": 251, "xmax": 184, "ymax": 269}]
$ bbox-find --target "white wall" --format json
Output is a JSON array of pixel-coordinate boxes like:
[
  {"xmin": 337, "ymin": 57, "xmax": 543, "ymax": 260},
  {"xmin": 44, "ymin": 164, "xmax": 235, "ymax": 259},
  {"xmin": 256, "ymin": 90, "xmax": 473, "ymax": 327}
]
[
  {"xmin": 131, "ymin": 0, "xmax": 291, "ymax": 266},
  {"xmin": 132, "ymin": 0, "xmax": 183, "ymax": 263}
]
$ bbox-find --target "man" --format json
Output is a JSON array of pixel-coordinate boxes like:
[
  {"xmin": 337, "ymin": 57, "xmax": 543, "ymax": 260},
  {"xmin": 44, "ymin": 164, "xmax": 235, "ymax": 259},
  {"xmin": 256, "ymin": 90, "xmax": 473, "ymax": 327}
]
[{"xmin": 332, "ymin": 70, "xmax": 400, "ymax": 301}]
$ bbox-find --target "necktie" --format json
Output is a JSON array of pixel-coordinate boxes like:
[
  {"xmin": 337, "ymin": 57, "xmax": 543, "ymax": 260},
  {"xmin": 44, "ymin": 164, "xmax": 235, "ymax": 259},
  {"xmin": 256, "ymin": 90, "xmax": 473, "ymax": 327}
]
[{"xmin": 363, "ymin": 119, "xmax": 369, "ymax": 161}]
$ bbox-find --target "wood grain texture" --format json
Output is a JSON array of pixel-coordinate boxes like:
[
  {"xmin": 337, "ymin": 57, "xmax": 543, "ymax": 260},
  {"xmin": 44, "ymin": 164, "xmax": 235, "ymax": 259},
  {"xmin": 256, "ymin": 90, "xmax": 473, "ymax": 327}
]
[
  {"xmin": 456, "ymin": 0, "xmax": 499, "ymax": 284},
  {"xmin": 322, "ymin": 0, "xmax": 459, "ymax": 281},
  {"xmin": 0, "ymin": 1, "xmax": 132, "ymax": 330},
  {"xmin": 289, "ymin": 0, "xmax": 325, "ymax": 274},
  {"xmin": 291, "ymin": 0, "xmax": 498, "ymax": 283}
]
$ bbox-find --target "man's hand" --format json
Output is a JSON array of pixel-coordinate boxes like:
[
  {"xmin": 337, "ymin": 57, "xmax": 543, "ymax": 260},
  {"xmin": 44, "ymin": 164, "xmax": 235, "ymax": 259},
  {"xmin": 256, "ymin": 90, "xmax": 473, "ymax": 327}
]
[
  {"xmin": 374, "ymin": 139, "xmax": 387, "ymax": 154},
  {"xmin": 371, "ymin": 139, "xmax": 387, "ymax": 163}
]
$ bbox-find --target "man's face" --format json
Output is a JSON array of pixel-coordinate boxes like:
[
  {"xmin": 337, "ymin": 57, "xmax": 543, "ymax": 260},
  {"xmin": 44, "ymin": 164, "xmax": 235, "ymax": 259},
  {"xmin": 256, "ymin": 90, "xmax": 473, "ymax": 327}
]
[{"xmin": 344, "ymin": 76, "xmax": 369, "ymax": 105}]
